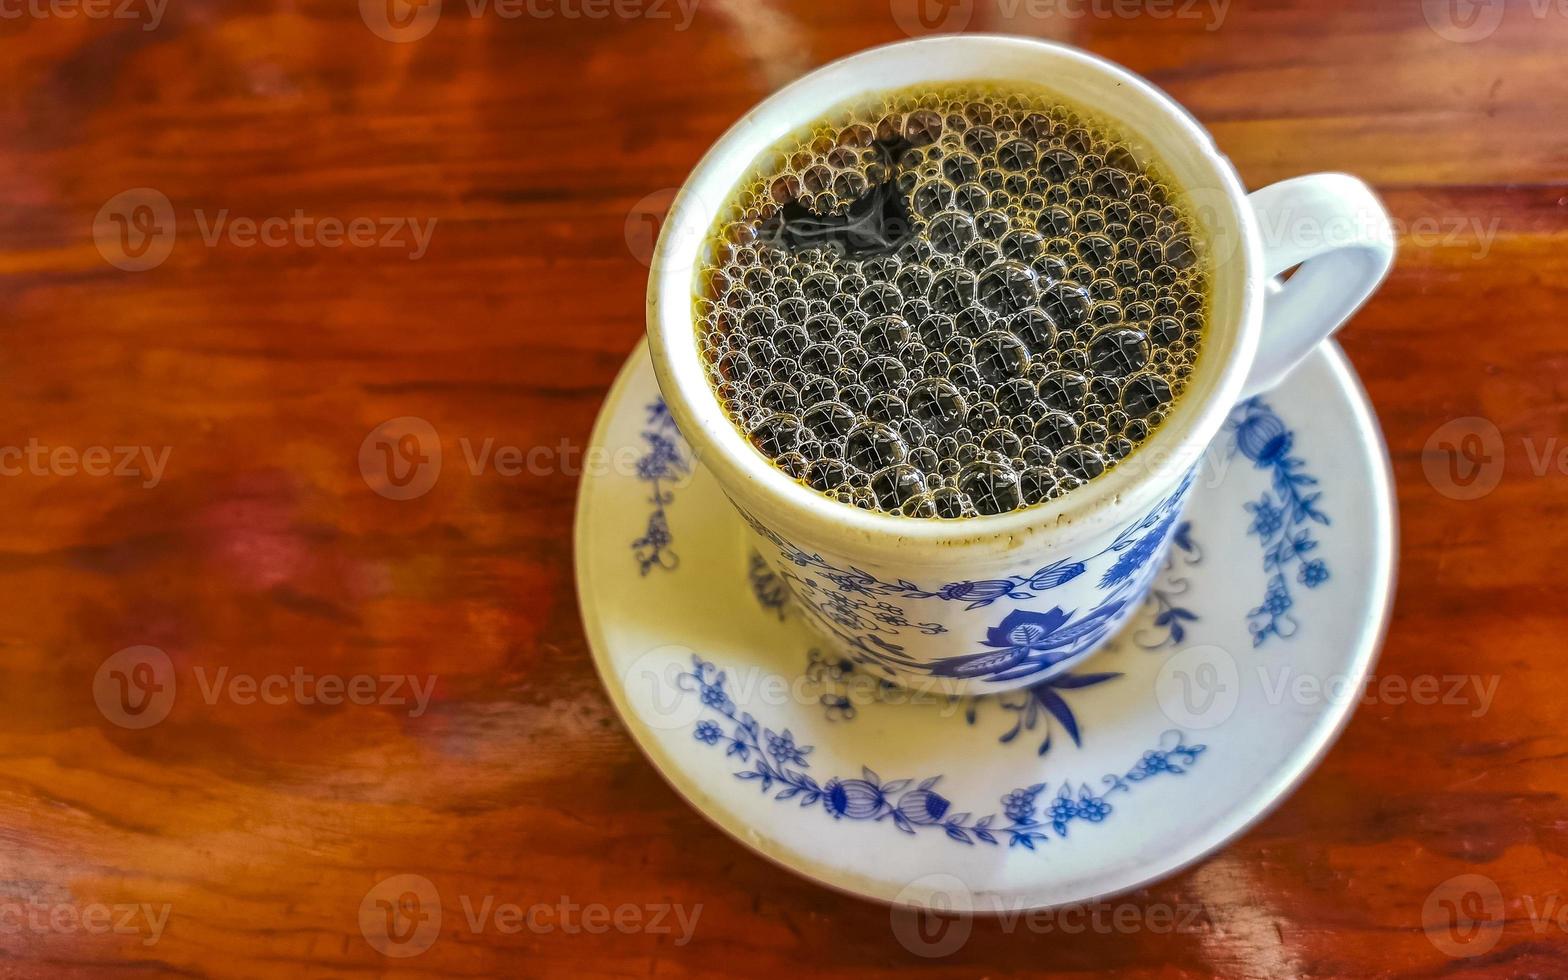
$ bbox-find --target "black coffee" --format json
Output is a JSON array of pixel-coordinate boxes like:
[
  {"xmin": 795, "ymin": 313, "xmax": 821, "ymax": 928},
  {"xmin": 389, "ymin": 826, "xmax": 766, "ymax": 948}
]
[{"xmin": 695, "ymin": 84, "xmax": 1207, "ymax": 518}]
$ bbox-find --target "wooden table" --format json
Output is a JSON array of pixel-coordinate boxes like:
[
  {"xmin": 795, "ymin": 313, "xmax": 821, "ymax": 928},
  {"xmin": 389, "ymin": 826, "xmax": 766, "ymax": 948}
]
[{"xmin": 1, "ymin": 0, "xmax": 1564, "ymax": 975}]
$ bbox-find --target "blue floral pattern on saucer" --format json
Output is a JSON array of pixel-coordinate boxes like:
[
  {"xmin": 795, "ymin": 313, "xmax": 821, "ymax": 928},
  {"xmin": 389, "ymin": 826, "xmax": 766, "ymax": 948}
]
[
  {"xmin": 678, "ymin": 655, "xmax": 1205, "ymax": 849},
  {"xmin": 582, "ymin": 341, "xmax": 1389, "ymax": 908},
  {"xmin": 1137, "ymin": 521, "xmax": 1202, "ymax": 648},
  {"xmin": 1227, "ymin": 399, "xmax": 1330, "ymax": 644},
  {"xmin": 631, "ymin": 399, "xmax": 687, "ymax": 575}
]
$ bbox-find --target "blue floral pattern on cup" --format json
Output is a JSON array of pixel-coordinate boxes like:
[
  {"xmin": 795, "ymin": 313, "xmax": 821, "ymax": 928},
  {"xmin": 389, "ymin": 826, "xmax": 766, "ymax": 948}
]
[
  {"xmin": 635, "ymin": 395, "xmax": 1328, "ymax": 672},
  {"xmin": 741, "ymin": 473, "xmax": 1191, "ymax": 614},
  {"xmin": 929, "ymin": 604, "xmax": 1132, "ymax": 683},
  {"xmin": 737, "ymin": 472, "xmax": 1194, "ymax": 684},
  {"xmin": 792, "ymin": 524, "xmax": 1202, "ymax": 753}
]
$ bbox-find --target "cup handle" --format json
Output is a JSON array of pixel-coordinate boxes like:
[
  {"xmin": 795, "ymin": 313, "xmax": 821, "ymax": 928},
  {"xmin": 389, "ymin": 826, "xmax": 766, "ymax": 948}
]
[{"xmin": 1240, "ymin": 173, "xmax": 1396, "ymax": 396}]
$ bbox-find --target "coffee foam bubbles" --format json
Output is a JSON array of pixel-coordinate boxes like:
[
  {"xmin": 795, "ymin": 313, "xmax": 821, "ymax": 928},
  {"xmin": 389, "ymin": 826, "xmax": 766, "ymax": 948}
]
[{"xmin": 696, "ymin": 86, "xmax": 1207, "ymax": 518}]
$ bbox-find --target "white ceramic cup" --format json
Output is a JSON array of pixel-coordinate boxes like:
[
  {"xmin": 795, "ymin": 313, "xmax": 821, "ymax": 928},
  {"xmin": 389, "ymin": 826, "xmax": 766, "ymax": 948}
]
[{"xmin": 646, "ymin": 35, "xmax": 1394, "ymax": 695}]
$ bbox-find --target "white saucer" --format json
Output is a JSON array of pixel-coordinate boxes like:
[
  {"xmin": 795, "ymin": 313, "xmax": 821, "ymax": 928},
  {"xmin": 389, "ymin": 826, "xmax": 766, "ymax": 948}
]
[{"xmin": 575, "ymin": 339, "xmax": 1395, "ymax": 911}]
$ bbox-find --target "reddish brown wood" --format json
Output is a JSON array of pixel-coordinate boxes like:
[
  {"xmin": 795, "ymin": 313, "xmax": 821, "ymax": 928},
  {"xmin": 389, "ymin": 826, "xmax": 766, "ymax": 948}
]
[{"xmin": 1, "ymin": 0, "xmax": 1566, "ymax": 975}]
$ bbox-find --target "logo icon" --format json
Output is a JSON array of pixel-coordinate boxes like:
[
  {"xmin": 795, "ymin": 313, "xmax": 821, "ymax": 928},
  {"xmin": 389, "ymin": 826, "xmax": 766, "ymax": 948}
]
[
  {"xmin": 889, "ymin": 0, "xmax": 974, "ymax": 36},
  {"xmin": 360, "ymin": 0, "xmax": 442, "ymax": 42},
  {"xmin": 889, "ymin": 873, "xmax": 974, "ymax": 957},
  {"xmin": 625, "ymin": 188, "xmax": 681, "ymax": 269},
  {"xmin": 1155, "ymin": 644, "xmax": 1239, "ymax": 730},
  {"xmin": 94, "ymin": 188, "xmax": 176, "ymax": 272},
  {"xmin": 93, "ymin": 645, "xmax": 177, "ymax": 729},
  {"xmin": 1180, "ymin": 182, "xmax": 1246, "ymax": 276},
  {"xmin": 625, "ymin": 645, "xmax": 705, "ymax": 732},
  {"xmin": 626, "ymin": 186, "xmax": 725, "ymax": 278},
  {"xmin": 360, "ymin": 874, "xmax": 442, "ymax": 957},
  {"xmin": 1423, "ymin": 873, "xmax": 1504, "ymax": 957},
  {"xmin": 360, "ymin": 417, "xmax": 442, "ymax": 500},
  {"xmin": 1422, "ymin": 417, "xmax": 1504, "ymax": 501},
  {"xmin": 1422, "ymin": 0, "xmax": 1506, "ymax": 43}
]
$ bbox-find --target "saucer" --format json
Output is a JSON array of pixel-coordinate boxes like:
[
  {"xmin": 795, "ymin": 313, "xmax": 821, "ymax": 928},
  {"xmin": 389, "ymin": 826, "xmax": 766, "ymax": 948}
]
[{"xmin": 575, "ymin": 339, "xmax": 1394, "ymax": 911}]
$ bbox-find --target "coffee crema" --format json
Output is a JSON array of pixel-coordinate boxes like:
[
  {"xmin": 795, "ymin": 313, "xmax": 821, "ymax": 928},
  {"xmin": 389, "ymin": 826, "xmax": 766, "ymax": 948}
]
[{"xmin": 694, "ymin": 83, "xmax": 1209, "ymax": 518}]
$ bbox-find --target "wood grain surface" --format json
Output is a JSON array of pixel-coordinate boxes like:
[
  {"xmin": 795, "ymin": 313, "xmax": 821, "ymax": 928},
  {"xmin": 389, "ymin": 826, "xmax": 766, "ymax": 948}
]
[{"xmin": 1, "ymin": 0, "xmax": 1565, "ymax": 976}]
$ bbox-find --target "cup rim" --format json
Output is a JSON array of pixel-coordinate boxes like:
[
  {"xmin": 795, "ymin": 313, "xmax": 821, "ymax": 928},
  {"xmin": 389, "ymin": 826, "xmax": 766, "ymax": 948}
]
[{"xmin": 647, "ymin": 34, "xmax": 1262, "ymax": 562}]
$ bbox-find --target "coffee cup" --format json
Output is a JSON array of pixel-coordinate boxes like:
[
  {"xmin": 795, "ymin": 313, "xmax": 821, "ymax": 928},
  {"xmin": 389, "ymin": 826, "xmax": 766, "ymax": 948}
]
[{"xmin": 646, "ymin": 35, "xmax": 1394, "ymax": 695}]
